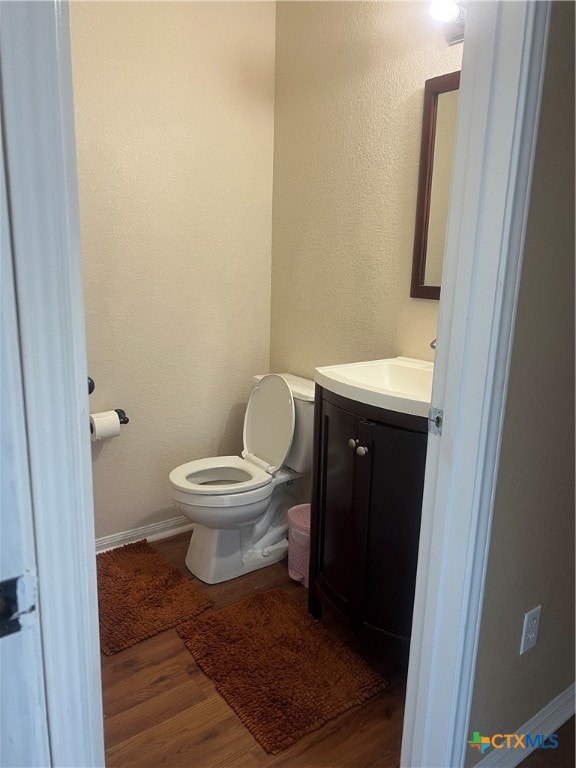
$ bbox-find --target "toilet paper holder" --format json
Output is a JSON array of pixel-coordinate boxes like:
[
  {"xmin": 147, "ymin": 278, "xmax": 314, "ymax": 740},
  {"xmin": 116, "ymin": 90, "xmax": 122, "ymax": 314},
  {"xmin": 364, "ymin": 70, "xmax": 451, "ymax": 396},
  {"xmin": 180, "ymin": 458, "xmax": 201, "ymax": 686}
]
[
  {"xmin": 115, "ymin": 409, "xmax": 129, "ymax": 425},
  {"xmin": 88, "ymin": 378, "xmax": 129, "ymax": 426},
  {"xmin": 89, "ymin": 409, "xmax": 129, "ymax": 442}
]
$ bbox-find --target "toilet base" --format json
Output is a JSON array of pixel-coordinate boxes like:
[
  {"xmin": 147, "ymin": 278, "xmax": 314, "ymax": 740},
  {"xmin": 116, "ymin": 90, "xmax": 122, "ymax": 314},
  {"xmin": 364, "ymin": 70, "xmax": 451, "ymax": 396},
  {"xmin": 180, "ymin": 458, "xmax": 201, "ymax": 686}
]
[{"xmin": 185, "ymin": 525, "xmax": 289, "ymax": 584}]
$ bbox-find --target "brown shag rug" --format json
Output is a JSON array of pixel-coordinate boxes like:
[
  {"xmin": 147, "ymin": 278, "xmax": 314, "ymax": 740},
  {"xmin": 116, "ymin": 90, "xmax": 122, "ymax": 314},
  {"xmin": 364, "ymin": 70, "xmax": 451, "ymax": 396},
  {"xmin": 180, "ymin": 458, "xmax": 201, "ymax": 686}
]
[
  {"xmin": 176, "ymin": 588, "xmax": 388, "ymax": 754},
  {"xmin": 97, "ymin": 540, "xmax": 214, "ymax": 655}
]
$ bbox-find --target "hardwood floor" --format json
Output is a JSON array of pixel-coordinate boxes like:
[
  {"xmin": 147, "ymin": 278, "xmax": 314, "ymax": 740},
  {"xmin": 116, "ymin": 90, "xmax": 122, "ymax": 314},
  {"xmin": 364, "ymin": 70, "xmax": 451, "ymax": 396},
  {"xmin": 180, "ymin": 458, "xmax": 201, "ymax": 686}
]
[
  {"xmin": 100, "ymin": 533, "xmax": 575, "ymax": 767},
  {"xmin": 101, "ymin": 533, "xmax": 407, "ymax": 767}
]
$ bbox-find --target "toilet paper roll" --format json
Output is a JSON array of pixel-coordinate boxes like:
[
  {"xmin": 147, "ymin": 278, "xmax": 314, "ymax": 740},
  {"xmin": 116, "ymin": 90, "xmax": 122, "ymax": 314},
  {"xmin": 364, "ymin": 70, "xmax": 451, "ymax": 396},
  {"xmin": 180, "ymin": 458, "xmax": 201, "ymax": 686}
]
[{"xmin": 90, "ymin": 411, "xmax": 121, "ymax": 442}]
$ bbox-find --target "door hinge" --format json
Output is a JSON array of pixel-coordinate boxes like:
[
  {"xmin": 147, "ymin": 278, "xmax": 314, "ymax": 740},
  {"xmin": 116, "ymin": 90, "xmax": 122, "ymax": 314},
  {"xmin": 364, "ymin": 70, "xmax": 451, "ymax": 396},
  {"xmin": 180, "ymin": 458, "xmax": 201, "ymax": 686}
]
[
  {"xmin": 0, "ymin": 574, "xmax": 38, "ymax": 638},
  {"xmin": 428, "ymin": 406, "xmax": 444, "ymax": 436}
]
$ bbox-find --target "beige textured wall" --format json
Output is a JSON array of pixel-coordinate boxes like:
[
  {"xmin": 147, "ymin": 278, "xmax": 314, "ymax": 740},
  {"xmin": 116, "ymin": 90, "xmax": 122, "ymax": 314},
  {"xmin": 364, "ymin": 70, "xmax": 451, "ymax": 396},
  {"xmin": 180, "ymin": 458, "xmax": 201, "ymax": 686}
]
[
  {"xmin": 466, "ymin": 3, "xmax": 575, "ymax": 762},
  {"xmin": 71, "ymin": 2, "xmax": 276, "ymax": 538},
  {"xmin": 270, "ymin": 2, "xmax": 462, "ymax": 377}
]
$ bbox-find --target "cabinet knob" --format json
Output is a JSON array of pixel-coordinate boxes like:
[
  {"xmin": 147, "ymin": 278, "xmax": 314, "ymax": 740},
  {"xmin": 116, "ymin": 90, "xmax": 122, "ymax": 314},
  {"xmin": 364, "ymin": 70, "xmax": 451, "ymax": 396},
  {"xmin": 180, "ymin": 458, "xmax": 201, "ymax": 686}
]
[
  {"xmin": 348, "ymin": 438, "xmax": 359, "ymax": 449},
  {"xmin": 356, "ymin": 445, "xmax": 370, "ymax": 457}
]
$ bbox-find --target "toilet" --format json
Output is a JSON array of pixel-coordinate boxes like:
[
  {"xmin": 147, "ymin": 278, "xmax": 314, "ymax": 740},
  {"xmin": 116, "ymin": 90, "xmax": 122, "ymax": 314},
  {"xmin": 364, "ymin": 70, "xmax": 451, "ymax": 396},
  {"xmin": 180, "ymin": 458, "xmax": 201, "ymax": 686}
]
[{"xmin": 169, "ymin": 373, "xmax": 315, "ymax": 584}]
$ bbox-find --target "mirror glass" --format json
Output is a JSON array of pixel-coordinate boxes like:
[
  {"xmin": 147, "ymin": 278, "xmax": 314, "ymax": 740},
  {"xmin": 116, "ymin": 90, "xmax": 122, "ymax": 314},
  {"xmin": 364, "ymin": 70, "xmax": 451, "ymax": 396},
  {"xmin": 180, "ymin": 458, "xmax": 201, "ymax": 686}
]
[{"xmin": 411, "ymin": 71, "xmax": 460, "ymax": 299}]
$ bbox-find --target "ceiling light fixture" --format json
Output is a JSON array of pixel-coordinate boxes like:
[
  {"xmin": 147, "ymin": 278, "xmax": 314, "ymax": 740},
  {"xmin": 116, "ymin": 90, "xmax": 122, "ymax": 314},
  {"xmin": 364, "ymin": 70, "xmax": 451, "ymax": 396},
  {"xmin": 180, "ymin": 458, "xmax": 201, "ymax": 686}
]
[
  {"xmin": 430, "ymin": 0, "xmax": 460, "ymax": 24},
  {"xmin": 430, "ymin": 1, "xmax": 466, "ymax": 46}
]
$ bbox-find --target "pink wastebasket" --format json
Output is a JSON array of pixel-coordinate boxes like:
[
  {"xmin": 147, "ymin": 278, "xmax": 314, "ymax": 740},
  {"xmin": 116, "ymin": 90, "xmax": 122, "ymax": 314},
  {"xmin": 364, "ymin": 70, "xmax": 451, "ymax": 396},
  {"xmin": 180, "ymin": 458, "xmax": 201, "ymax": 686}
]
[{"xmin": 287, "ymin": 503, "xmax": 311, "ymax": 588}]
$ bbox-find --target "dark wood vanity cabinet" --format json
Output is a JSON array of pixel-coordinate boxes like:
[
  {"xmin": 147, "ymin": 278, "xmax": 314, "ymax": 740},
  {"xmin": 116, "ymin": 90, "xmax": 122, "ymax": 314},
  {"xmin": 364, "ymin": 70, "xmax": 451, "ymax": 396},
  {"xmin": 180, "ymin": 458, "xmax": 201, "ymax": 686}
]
[{"xmin": 309, "ymin": 386, "xmax": 428, "ymax": 662}]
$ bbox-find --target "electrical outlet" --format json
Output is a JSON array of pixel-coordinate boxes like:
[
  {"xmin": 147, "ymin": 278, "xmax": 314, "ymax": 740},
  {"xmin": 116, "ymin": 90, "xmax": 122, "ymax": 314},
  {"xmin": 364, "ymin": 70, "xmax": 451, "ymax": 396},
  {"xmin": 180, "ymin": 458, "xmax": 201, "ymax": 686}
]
[{"xmin": 520, "ymin": 605, "xmax": 541, "ymax": 654}]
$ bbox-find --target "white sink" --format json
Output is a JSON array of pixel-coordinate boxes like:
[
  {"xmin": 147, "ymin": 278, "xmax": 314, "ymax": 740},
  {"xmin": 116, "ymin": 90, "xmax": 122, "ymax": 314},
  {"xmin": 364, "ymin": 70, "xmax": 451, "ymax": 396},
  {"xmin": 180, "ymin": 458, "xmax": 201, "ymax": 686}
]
[{"xmin": 314, "ymin": 356, "xmax": 433, "ymax": 417}]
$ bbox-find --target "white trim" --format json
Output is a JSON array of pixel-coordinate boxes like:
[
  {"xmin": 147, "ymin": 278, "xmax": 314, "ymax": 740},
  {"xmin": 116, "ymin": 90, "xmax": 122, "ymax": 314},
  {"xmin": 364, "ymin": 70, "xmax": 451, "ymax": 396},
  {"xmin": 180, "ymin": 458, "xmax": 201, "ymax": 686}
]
[
  {"xmin": 474, "ymin": 684, "xmax": 575, "ymax": 768},
  {"xmin": 96, "ymin": 518, "xmax": 194, "ymax": 553},
  {"xmin": 401, "ymin": 2, "xmax": 551, "ymax": 767},
  {"xmin": 1, "ymin": 2, "xmax": 104, "ymax": 765}
]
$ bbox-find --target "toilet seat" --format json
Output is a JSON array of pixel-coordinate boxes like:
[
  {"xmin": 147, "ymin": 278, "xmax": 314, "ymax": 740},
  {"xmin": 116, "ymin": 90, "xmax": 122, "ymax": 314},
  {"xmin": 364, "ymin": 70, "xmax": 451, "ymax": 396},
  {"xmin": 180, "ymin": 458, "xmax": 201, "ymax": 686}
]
[
  {"xmin": 169, "ymin": 375, "xmax": 296, "ymax": 501},
  {"xmin": 169, "ymin": 455, "xmax": 272, "ymax": 496},
  {"xmin": 242, "ymin": 374, "xmax": 295, "ymax": 473}
]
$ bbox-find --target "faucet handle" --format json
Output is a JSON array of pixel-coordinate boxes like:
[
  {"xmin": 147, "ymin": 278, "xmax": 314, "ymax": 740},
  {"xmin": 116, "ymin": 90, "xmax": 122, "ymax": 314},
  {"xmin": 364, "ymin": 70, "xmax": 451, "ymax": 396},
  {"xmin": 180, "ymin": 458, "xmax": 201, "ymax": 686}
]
[{"xmin": 430, "ymin": 338, "xmax": 437, "ymax": 349}]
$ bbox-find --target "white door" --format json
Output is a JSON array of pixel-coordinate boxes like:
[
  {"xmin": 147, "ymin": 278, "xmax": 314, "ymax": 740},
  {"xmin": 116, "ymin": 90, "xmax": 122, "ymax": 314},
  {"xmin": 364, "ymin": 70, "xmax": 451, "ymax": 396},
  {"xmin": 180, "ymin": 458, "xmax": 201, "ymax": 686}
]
[
  {"xmin": 1, "ymin": 122, "xmax": 51, "ymax": 768},
  {"xmin": 0, "ymin": 2, "xmax": 104, "ymax": 766}
]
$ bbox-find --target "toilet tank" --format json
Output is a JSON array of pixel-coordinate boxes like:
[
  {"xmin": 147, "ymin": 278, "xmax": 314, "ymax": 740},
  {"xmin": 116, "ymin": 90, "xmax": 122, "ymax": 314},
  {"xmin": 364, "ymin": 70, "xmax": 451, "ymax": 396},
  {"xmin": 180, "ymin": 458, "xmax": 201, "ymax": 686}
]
[{"xmin": 253, "ymin": 373, "xmax": 315, "ymax": 474}]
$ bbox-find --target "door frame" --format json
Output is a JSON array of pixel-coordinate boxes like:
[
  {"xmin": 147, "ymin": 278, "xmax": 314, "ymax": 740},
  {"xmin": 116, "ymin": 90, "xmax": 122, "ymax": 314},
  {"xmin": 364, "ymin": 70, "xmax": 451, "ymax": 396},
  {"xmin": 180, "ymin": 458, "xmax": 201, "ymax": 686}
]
[
  {"xmin": 402, "ymin": 1, "xmax": 551, "ymax": 766},
  {"xmin": 0, "ymin": 1, "xmax": 551, "ymax": 766}
]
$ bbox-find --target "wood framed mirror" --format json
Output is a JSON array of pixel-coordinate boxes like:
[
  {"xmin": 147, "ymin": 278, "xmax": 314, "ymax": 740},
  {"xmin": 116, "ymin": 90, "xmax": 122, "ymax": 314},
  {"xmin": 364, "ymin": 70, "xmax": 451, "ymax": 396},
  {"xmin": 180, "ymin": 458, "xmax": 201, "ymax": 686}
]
[{"xmin": 410, "ymin": 70, "xmax": 460, "ymax": 299}]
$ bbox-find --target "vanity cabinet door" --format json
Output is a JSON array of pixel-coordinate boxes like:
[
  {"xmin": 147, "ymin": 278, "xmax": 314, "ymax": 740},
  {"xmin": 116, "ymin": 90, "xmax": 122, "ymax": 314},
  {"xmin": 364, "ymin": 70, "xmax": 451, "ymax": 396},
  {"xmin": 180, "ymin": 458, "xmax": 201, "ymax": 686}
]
[
  {"xmin": 361, "ymin": 422, "xmax": 427, "ymax": 641},
  {"xmin": 310, "ymin": 387, "xmax": 428, "ymax": 659},
  {"xmin": 314, "ymin": 400, "xmax": 363, "ymax": 617}
]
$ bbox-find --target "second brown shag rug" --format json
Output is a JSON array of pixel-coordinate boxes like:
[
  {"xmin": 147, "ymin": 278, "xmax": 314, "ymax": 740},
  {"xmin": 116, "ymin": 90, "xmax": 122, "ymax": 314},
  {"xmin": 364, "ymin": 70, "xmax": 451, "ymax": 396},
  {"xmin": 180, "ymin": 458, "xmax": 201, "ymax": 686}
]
[
  {"xmin": 177, "ymin": 588, "xmax": 388, "ymax": 754},
  {"xmin": 97, "ymin": 540, "xmax": 214, "ymax": 655}
]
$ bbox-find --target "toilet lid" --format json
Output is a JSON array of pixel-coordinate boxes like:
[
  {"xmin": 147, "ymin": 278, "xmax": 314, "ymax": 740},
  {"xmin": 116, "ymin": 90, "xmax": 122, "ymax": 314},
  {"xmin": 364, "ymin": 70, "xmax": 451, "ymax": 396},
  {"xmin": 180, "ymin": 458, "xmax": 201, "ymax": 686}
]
[{"xmin": 242, "ymin": 374, "xmax": 295, "ymax": 474}]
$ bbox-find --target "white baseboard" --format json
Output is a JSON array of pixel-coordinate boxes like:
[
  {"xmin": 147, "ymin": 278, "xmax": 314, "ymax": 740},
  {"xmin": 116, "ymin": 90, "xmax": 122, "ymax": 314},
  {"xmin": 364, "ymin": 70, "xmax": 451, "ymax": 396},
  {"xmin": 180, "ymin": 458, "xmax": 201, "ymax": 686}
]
[
  {"xmin": 475, "ymin": 683, "xmax": 575, "ymax": 768},
  {"xmin": 95, "ymin": 516, "xmax": 193, "ymax": 553}
]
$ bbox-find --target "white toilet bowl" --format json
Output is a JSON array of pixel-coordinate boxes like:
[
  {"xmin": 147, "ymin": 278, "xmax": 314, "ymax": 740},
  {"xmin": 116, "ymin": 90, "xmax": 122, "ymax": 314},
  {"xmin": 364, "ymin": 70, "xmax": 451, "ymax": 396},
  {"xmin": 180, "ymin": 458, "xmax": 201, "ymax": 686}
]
[
  {"xmin": 169, "ymin": 373, "xmax": 315, "ymax": 584},
  {"xmin": 170, "ymin": 455, "xmax": 274, "ymax": 528}
]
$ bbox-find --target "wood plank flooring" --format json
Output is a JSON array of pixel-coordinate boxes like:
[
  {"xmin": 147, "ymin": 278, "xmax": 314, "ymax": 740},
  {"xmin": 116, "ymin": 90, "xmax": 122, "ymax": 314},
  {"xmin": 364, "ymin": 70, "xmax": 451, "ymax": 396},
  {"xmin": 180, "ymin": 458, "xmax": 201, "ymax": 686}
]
[
  {"xmin": 100, "ymin": 533, "xmax": 575, "ymax": 767},
  {"xmin": 101, "ymin": 533, "xmax": 407, "ymax": 767}
]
